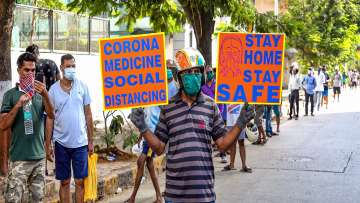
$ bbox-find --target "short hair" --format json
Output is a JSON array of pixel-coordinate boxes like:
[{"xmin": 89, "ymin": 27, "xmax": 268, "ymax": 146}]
[
  {"xmin": 61, "ymin": 54, "xmax": 75, "ymax": 65},
  {"xmin": 17, "ymin": 52, "xmax": 37, "ymax": 69},
  {"xmin": 25, "ymin": 44, "xmax": 40, "ymax": 56}
]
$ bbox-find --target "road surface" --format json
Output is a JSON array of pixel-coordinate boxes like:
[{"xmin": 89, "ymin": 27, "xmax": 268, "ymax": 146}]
[{"xmin": 104, "ymin": 88, "xmax": 360, "ymax": 203}]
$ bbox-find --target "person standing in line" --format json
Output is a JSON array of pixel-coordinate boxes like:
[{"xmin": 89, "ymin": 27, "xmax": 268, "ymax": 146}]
[
  {"xmin": 222, "ymin": 104, "xmax": 252, "ymax": 173},
  {"xmin": 302, "ymin": 68, "xmax": 317, "ymax": 116},
  {"xmin": 252, "ymin": 105, "xmax": 267, "ymax": 145},
  {"xmin": 0, "ymin": 52, "xmax": 55, "ymax": 202},
  {"xmin": 125, "ymin": 68, "xmax": 178, "ymax": 203},
  {"xmin": 332, "ymin": 69, "xmax": 342, "ymax": 102},
  {"xmin": 26, "ymin": 44, "xmax": 61, "ymax": 176},
  {"xmin": 314, "ymin": 67, "xmax": 325, "ymax": 111},
  {"xmin": 26, "ymin": 44, "xmax": 61, "ymax": 90},
  {"xmin": 342, "ymin": 71, "xmax": 348, "ymax": 91},
  {"xmin": 288, "ymin": 65, "xmax": 301, "ymax": 120},
  {"xmin": 322, "ymin": 66, "xmax": 330, "ymax": 109},
  {"xmin": 201, "ymin": 65, "xmax": 227, "ymax": 164},
  {"xmin": 129, "ymin": 48, "xmax": 255, "ymax": 203},
  {"xmin": 45, "ymin": 54, "xmax": 94, "ymax": 203}
]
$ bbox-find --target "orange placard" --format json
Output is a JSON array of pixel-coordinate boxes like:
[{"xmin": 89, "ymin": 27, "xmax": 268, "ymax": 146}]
[
  {"xmin": 99, "ymin": 33, "xmax": 168, "ymax": 110},
  {"xmin": 215, "ymin": 33, "xmax": 285, "ymax": 105}
]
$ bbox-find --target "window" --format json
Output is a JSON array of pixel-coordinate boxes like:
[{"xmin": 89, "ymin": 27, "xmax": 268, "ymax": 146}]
[
  {"xmin": 53, "ymin": 12, "xmax": 78, "ymax": 51},
  {"xmin": 12, "ymin": 6, "xmax": 51, "ymax": 49},
  {"xmin": 12, "ymin": 4, "xmax": 110, "ymax": 53},
  {"xmin": 90, "ymin": 18, "xmax": 109, "ymax": 53}
]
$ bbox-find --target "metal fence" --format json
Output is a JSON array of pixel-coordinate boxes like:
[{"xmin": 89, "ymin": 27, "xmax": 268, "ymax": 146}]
[{"xmin": 12, "ymin": 4, "xmax": 110, "ymax": 54}]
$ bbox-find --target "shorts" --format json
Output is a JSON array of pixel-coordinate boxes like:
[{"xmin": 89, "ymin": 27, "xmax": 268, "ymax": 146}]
[
  {"xmin": 272, "ymin": 105, "xmax": 280, "ymax": 117},
  {"xmin": 227, "ymin": 126, "xmax": 245, "ymax": 140},
  {"xmin": 352, "ymin": 81, "xmax": 357, "ymax": 87},
  {"xmin": 5, "ymin": 159, "xmax": 45, "ymax": 203},
  {"xmin": 333, "ymin": 87, "xmax": 341, "ymax": 94},
  {"xmin": 323, "ymin": 89, "xmax": 329, "ymax": 96},
  {"xmin": 55, "ymin": 142, "xmax": 88, "ymax": 180},
  {"xmin": 142, "ymin": 141, "xmax": 155, "ymax": 158}
]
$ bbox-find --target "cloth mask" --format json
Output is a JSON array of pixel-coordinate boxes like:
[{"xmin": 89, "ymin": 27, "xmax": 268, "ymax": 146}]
[
  {"xmin": 64, "ymin": 68, "xmax": 76, "ymax": 81},
  {"xmin": 19, "ymin": 72, "xmax": 35, "ymax": 97},
  {"xmin": 167, "ymin": 69, "xmax": 173, "ymax": 80},
  {"xmin": 206, "ymin": 71, "xmax": 214, "ymax": 82},
  {"xmin": 181, "ymin": 73, "xmax": 202, "ymax": 96}
]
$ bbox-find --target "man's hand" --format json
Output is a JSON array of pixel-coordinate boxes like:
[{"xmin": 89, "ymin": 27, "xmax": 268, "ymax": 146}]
[
  {"xmin": 15, "ymin": 94, "xmax": 31, "ymax": 108},
  {"xmin": 34, "ymin": 80, "xmax": 47, "ymax": 96},
  {"xmin": 46, "ymin": 144, "xmax": 54, "ymax": 162},
  {"xmin": 128, "ymin": 108, "xmax": 148, "ymax": 133},
  {"xmin": 88, "ymin": 140, "xmax": 94, "ymax": 155},
  {"xmin": 236, "ymin": 104, "xmax": 255, "ymax": 129}
]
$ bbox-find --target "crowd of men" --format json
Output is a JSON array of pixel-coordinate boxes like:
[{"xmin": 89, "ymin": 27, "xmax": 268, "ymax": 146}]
[
  {"xmin": 288, "ymin": 63, "xmax": 360, "ymax": 121},
  {"xmin": 0, "ymin": 44, "xmax": 359, "ymax": 203}
]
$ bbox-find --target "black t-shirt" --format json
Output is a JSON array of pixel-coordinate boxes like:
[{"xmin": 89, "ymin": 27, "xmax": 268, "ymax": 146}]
[
  {"xmin": 323, "ymin": 72, "xmax": 330, "ymax": 90},
  {"xmin": 36, "ymin": 59, "xmax": 59, "ymax": 90}
]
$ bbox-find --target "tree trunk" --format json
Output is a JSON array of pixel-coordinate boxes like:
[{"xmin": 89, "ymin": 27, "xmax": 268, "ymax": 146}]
[
  {"xmin": 0, "ymin": 0, "xmax": 15, "ymax": 175},
  {"xmin": 195, "ymin": 11, "xmax": 215, "ymax": 66},
  {"xmin": 178, "ymin": 0, "xmax": 215, "ymax": 66}
]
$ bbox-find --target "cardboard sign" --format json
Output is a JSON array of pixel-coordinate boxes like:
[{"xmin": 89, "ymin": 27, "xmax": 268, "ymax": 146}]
[
  {"xmin": 99, "ymin": 33, "xmax": 168, "ymax": 110},
  {"xmin": 215, "ymin": 33, "xmax": 285, "ymax": 105}
]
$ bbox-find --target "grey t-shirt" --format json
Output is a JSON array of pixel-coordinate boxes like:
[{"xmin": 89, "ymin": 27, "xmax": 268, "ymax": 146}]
[{"xmin": 333, "ymin": 73, "xmax": 341, "ymax": 87}]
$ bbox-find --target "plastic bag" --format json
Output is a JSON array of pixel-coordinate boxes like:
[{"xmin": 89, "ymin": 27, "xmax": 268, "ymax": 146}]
[{"xmin": 84, "ymin": 153, "xmax": 98, "ymax": 201}]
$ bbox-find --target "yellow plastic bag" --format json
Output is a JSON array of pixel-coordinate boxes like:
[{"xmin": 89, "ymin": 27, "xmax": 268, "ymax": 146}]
[{"xmin": 84, "ymin": 153, "xmax": 98, "ymax": 201}]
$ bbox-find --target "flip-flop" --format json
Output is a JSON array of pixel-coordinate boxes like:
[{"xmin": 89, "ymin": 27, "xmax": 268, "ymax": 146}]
[
  {"xmin": 222, "ymin": 165, "xmax": 236, "ymax": 171},
  {"xmin": 240, "ymin": 167, "xmax": 253, "ymax": 173}
]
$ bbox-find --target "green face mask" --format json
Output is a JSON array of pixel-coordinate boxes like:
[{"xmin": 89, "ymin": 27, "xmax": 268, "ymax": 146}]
[
  {"xmin": 181, "ymin": 73, "xmax": 202, "ymax": 96},
  {"xmin": 206, "ymin": 71, "xmax": 214, "ymax": 82}
]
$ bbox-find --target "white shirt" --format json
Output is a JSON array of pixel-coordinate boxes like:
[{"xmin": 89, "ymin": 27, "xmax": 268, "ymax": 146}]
[
  {"xmin": 314, "ymin": 71, "xmax": 325, "ymax": 91},
  {"xmin": 288, "ymin": 74, "xmax": 302, "ymax": 91},
  {"xmin": 226, "ymin": 104, "xmax": 243, "ymax": 127}
]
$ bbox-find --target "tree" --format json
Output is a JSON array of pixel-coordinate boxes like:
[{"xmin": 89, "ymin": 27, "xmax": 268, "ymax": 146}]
[
  {"xmin": 68, "ymin": 0, "xmax": 256, "ymax": 66},
  {"xmin": 278, "ymin": 0, "xmax": 360, "ymax": 70},
  {"xmin": 0, "ymin": 0, "xmax": 15, "ymax": 105}
]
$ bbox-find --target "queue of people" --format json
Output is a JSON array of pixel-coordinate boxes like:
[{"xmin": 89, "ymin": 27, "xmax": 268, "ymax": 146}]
[
  {"xmin": 287, "ymin": 63, "xmax": 359, "ymax": 121},
  {"xmin": 1, "ymin": 44, "xmax": 359, "ymax": 203}
]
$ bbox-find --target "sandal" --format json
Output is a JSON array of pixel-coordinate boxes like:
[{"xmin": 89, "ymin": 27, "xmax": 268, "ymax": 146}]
[
  {"xmin": 240, "ymin": 167, "xmax": 253, "ymax": 173},
  {"xmin": 222, "ymin": 165, "xmax": 236, "ymax": 171}
]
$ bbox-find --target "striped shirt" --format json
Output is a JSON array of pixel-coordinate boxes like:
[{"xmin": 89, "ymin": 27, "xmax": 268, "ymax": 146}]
[{"xmin": 155, "ymin": 92, "xmax": 227, "ymax": 203}]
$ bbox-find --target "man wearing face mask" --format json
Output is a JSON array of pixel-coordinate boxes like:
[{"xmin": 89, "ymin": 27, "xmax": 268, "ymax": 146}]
[
  {"xmin": 0, "ymin": 52, "xmax": 55, "ymax": 202},
  {"xmin": 302, "ymin": 68, "xmax": 317, "ymax": 116},
  {"xmin": 45, "ymin": 54, "xmax": 94, "ymax": 203},
  {"xmin": 288, "ymin": 63, "xmax": 301, "ymax": 120},
  {"xmin": 322, "ymin": 66, "xmax": 330, "ymax": 109},
  {"xmin": 129, "ymin": 48, "xmax": 255, "ymax": 203},
  {"xmin": 126, "ymin": 68, "xmax": 178, "ymax": 203}
]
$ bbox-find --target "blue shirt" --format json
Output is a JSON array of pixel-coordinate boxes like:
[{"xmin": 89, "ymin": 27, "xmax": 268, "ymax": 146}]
[
  {"xmin": 302, "ymin": 75, "xmax": 317, "ymax": 95},
  {"xmin": 49, "ymin": 79, "xmax": 91, "ymax": 148},
  {"xmin": 144, "ymin": 106, "xmax": 161, "ymax": 133}
]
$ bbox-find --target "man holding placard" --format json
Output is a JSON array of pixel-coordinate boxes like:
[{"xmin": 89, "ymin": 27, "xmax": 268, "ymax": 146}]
[{"xmin": 129, "ymin": 48, "xmax": 255, "ymax": 203}]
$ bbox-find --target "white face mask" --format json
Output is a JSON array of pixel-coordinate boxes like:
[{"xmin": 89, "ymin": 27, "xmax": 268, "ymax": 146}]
[{"xmin": 64, "ymin": 68, "xmax": 76, "ymax": 80}]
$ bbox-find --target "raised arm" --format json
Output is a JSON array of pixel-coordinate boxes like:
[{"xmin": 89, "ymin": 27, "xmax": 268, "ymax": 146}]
[
  {"xmin": 0, "ymin": 94, "xmax": 30, "ymax": 130},
  {"xmin": 129, "ymin": 108, "xmax": 166, "ymax": 155}
]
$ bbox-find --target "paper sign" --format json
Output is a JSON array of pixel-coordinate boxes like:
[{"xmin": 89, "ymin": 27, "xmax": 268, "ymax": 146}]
[
  {"xmin": 215, "ymin": 33, "xmax": 285, "ymax": 105},
  {"xmin": 99, "ymin": 33, "xmax": 168, "ymax": 110}
]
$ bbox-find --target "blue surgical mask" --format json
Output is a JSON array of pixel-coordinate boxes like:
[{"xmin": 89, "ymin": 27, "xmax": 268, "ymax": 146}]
[
  {"xmin": 168, "ymin": 80, "xmax": 178, "ymax": 99},
  {"xmin": 64, "ymin": 68, "xmax": 76, "ymax": 80}
]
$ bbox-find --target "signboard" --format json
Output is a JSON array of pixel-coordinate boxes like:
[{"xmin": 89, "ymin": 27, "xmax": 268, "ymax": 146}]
[
  {"xmin": 215, "ymin": 33, "xmax": 285, "ymax": 105},
  {"xmin": 99, "ymin": 33, "xmax": 168, "ymax": 110}
]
